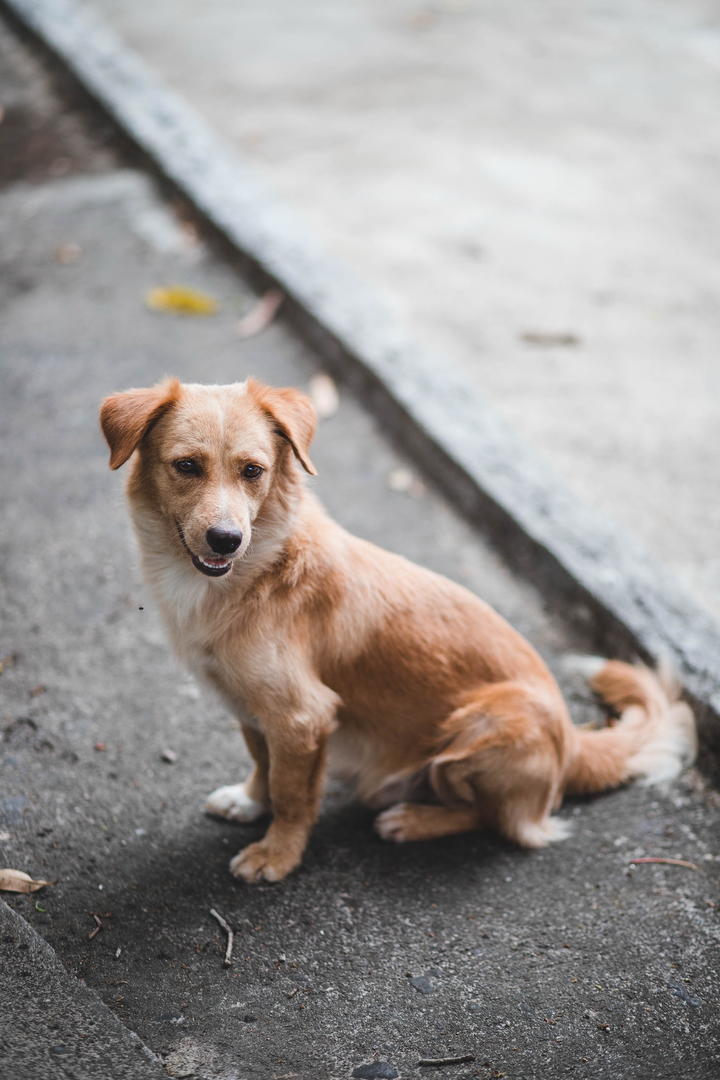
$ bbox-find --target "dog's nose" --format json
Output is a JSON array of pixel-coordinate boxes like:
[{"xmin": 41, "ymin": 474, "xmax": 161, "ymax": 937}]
[{"xmin": 206, "ymin": 525, "xmax": 243, "ymax": 555}]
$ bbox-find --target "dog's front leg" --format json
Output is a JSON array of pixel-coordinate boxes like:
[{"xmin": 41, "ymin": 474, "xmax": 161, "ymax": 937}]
[
  {"xmin": 205, "ymin": 724, "xmax": 270, "ymax": 823},
  {"xmin": 229, "ymin": 703, "xmax": 336, "ymax": 884}
]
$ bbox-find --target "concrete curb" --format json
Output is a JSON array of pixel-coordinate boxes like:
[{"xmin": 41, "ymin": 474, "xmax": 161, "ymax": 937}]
[
  {"xmin": 3, "ymin": 0, "xmax": 720, "ymax": 765},
  {"xmin": 0, "ymin": 900, "xmax": 165, "ymax": 1078}
]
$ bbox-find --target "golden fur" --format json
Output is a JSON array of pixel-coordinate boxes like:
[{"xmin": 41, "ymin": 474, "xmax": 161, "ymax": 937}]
[{"xmin": 99, "ymin": 378, "xmax": 697, "ymax": 882}]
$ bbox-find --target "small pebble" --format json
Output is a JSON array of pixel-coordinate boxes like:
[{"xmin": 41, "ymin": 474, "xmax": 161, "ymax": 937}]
[
  {"xmin": 161, "ymin": 748, "xmax": 178, "ymax": 764},
  {"xmin": 352, "ymin": 1063, "xmax": 399, "ymax": 1080}
]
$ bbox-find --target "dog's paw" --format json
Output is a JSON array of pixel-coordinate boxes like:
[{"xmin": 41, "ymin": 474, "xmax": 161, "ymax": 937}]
[
  {"xmin": 374, "ymin": 802, "xmax": 419, "ymax": 843},
  {"xmin": 229, "ymin": 840, "xmax": 300, "ymax": 884},
  {"xmin": 205, "ymin": 783, "xmax": 267, "ymax": 823}
]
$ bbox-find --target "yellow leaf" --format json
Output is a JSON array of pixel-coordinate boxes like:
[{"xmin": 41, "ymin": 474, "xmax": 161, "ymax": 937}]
[
  {"xmin": 0, "ymin": 868, "xmax": 56, "ymax": 893},
  {"xmin": 145, "ymin": 285, "xmax": 218, "ymax": 315}
]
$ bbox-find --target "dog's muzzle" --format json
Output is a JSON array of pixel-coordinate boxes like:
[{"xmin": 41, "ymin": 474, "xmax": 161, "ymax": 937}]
[{"xmin": 175, "ymin": 521, "xmax": 236, "ymax": 577}]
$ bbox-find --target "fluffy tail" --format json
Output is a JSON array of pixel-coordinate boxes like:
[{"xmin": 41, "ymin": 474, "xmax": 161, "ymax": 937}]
[{"xmin": 563, "ymin": 657, "xmax": 697, "ymax": 795}]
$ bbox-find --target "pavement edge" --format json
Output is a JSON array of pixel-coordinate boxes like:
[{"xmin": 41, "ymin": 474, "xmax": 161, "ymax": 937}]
[
  {"xmin": 0, "ymin": 900, "xmax": 166, "ymax": 1078},
  {"xmin": 3, "ymin": 0, "xmax": 719, "ymax": 769}
]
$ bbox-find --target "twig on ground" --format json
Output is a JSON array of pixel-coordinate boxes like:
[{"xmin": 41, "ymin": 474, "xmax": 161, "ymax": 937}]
[
  {"xmin": 88, "ymin": 913, "xmax": 103, "ymax": 940},
  {"xmin": 209, "ymin": 907, "xmax": 234, "ymax": 967},
  {"xmin": 418, "ymin": 1054, "xmax": 476, "ymax": 1067},
  {"xmin": 628, "ymin": 857, "xmax": 699, "ymax": 871}
]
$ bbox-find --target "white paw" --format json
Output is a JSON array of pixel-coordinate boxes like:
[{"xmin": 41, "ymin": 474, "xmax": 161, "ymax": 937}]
[
  {"xmin": 513, "ymin": 816, "xmax": 573, "ymax": 849},
  {"xmin": 374, "ymin": 803, "xmax": 413, "ymax": 843},
  {"xmin": 205, "ymin": 783, "xmax": 267, "ymax": 823},
  {"xmin": 560, "ymin": 654, "xmax": 607, "ymax": 680}
]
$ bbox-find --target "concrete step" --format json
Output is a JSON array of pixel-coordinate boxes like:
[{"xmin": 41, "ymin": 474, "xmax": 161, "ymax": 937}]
[{"xmin": 1, "ymin": 900, "xmax": 165, "ymax": 1080}]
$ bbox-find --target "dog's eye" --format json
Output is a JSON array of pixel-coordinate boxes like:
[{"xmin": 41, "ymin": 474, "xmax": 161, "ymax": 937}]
[
  {"xmin": 174, "ymin": 458, "xmax": 201, "ymax": 476},
  {"xmin": 242, "ymin": 463, "xmax": 264, "ymax": 480}
]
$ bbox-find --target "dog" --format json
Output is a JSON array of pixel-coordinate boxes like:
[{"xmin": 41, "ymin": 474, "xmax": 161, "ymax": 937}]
[{"xmin": 100, "ymin": 377, "xmax": 697, "ymax": 883}]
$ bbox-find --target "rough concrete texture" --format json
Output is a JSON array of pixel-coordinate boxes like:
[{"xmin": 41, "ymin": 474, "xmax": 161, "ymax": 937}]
[
  {"xmin": 76, "ymin": 0, "xmax": 720, "ymax": 619},
  {"xmin": 1, "ymin": 30, "xmax": 720, "ymax": 1078},
  {"xmin": 0, "ymin": 901, "xmax": 166, "ymax": 1079}
]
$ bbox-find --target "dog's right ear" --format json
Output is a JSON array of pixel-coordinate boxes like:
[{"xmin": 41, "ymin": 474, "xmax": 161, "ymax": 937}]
[{"xmin": 99, "ymin": 378, "xmax": 181, "ymax": 470}]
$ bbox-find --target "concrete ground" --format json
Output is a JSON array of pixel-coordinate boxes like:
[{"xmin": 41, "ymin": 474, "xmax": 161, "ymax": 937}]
[
  {"xmin": 1, "ymin": 16, "xmax": 720, "ymax": 1080},
  {"xmin": 82, "ymin": 0, "xmax": 720, "ymax": 620}
]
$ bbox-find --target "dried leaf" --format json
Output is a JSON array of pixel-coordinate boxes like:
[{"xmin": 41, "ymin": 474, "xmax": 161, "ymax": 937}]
[
  {"xmin": 55, "ymin": 242, "xmax": 82, "ymax": 265},
  {"xmin": 88, "ymin": 913, "xmax": 103, "ymax": 940},
  {"xmin": 0, "ymin": 869, "xmax": 56, "ymax": 893},
  {"xmin": 309, "ymin": 373, "xmax": 339, "ymax": 419},
  {"xmin": 520, "ymin": 330, "xmax": 580, "ymax": 347},
  {"xmin": 408, "ymin": 10, "xmax": 438, "ymax": 30},
  {"xmin": 387, "ymin": 467, "xmax": 414, "ymax": 492},
  {"xmin": 387, "ymin": 467, "xmax": 426, "ymax": 497},
  {"xmin": 236, "ymin": 289, "xmax": 283, "ymax": 338},
  {"xmin": 146, "ymin": 285, "xmax": 218, "ymax": 315}
]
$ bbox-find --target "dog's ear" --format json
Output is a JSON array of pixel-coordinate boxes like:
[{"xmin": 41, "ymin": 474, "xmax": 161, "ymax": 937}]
[
  {"xmin": 100, "ymin": 378, "xmax": 181, "ymax": 470},
  {"xmin": 247, "ymin": 378, "xmax": 317, "ymax": 475}
]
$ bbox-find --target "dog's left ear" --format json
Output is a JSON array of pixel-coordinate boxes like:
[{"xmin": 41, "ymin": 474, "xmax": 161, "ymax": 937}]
[
  {"xmin": 248, "ymin": 378, "xmax": 317, "ymax": 475},
  {"xmin": 100, "ymin": 378, "xmax": 181, "ymax": 470}
]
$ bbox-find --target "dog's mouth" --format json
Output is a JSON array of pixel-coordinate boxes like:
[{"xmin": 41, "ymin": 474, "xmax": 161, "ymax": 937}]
[
  {"xmin": 192, "ymin": 554, "xmax": 233, "ymax": 577},
  {"xmin": 175, "ymin": 522, "xmax": 234, "ymax": 578}
]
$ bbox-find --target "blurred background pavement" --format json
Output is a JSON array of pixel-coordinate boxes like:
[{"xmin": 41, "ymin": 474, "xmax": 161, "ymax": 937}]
[{"xmin": 87, "ymin": 0, "xmax": 720, "ymax": 616}]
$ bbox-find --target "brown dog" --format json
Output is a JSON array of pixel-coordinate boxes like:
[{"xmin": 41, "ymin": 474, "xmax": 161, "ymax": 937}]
[{"xmin": 100, "ymin": 378, "xmax": 696, "ymax": 883}]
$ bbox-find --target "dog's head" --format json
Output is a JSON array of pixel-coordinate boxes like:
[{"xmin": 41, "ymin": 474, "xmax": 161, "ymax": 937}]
[{"xmin": 99, "ymin": 378, "xmax": 316, "ymax": 578}]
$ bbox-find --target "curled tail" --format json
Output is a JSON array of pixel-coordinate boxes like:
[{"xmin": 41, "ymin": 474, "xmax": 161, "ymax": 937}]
[{"xmin": 563, "ymin": 657, "xmax": 697, "ymax": 795}]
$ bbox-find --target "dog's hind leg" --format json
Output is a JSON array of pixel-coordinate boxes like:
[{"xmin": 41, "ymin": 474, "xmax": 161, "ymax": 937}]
[
  {"xmin": 375, "ymin": 802, "xmax": 480, "ymax": 842},
  {"xmin": 427, "ymin": 681, "xmax": 571, "ymax": 850},
  {"xmin": 205, "ymin": 723, "xmax": 270, "ymax": 823}
]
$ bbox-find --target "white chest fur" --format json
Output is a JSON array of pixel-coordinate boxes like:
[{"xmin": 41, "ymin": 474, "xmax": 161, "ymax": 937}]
[{"xmin": 141, "ymin": 547, "xmax": 281, "ymax": 726}]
